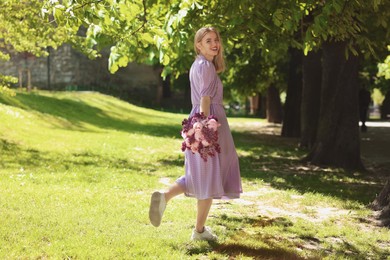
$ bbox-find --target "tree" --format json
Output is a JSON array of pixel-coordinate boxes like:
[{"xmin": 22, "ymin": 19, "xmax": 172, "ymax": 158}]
[
  {"xmin": 306, "ymin": 41, "xmax": 363, "ymax": 169},
  {"xmin": 281, "ymin": 48, "xmax": 302, "ymax": 137},
  {"xmin": 42, "ymin": 0, "xmax": 204, "ymax": 76},
  {"xmin": 0, "ymin": 0, "xmax": 70, "ymax": 93},
  {"xmin": 266, "ymin": 84, "xmax": 283, "ymax": 123},
  {"xmin": 273, "ymin": 0, "xmax": 390, "ymax": 170}
]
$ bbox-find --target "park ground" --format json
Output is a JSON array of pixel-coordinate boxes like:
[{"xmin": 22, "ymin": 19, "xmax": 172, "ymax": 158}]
[
  {"xmin": 0, "ymin": 91, "xmax": 389, "ymax": 259},
  {"xmin": 161, "ymin": 119, "xmax": 390, "ymax": 259}
]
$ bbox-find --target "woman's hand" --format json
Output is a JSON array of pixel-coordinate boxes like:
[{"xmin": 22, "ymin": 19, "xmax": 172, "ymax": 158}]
[{"xmin": 200, "ymin": 96, "xmax": 211, "ymax": 116}]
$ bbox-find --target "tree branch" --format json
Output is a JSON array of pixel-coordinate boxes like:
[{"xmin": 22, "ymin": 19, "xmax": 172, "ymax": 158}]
[
  {"xmin": 73, "ymin": 0, "xmax": 104, "ymax": 11},
  {"xmin": 116, "ymin": 0, "xmax": 148, "ymax": 43}
]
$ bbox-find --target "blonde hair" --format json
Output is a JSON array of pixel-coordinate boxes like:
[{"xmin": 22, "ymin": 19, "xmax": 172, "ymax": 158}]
[{"xmin": 194, "ymin": 27, "xmax": 226, "ymax": 73}]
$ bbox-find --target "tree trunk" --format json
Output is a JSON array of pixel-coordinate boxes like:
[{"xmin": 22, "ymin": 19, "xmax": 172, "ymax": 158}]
[
  {"xmin": 162, "ymin": 74, "xmax": 171, "ymax": 98},
  {"xmin": 249, "ymin": 94, "xmax": 259, "ymax": 115},
  {"xmin": 267, "ymin": 84, "xmax": 283, "ymax": 123},
  {"xmin": 371, "ymin": 179, "xmax": 390, "ymax": 226},
  {"xmin": 154, "ymin": 66, "xmax": 164, "ymax": 106},
  {"xmin": 306, "ymin": 41, "xmax": 364, "ymax": 170},
  {"xmin": 248, "ymin": 92, "xmax": 266, "ymax": 118},
  {"xmin": 259, "ymin": 93, "xmax": 267, "ymax": 118},
  {"xmin": 156, "ymin": 81, "xmax": 163, "ymax": 105},
  {"xmin": 300, "ymin": 50, "xmax": 322, "ymax": 149},
  {"xmin": 282, "ymin": 48, "xmax": 302, "ymax": 137}
]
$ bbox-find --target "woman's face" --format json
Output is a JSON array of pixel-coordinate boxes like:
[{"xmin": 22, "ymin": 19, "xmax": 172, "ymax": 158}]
[{"xmin": 196, "ymin": 31, "xmax": 220, "ymax": 61}]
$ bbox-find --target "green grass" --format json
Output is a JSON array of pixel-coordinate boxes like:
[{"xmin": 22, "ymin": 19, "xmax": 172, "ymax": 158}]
[{"xmin": 1, "ymin": 91, "xmax": 389, "ymax": 259}]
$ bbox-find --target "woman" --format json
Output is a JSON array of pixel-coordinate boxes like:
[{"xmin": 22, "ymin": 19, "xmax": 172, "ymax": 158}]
[{"xmin": 149, "ymin": 27, "xmax": 242, "ymax": 241}]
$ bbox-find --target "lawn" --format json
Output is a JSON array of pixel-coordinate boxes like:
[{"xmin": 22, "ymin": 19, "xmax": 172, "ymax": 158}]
[{"xmin": 0, "ymin": 91, "xmax": 389, "ymax": 259}]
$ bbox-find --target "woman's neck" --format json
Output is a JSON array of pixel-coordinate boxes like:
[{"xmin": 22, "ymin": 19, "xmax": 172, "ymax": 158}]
[{"xmin": 199, "ymin": 53, "xmax": 214, "ymax": 62}]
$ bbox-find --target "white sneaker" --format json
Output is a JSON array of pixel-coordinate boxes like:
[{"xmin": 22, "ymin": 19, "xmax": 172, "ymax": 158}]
[
  {"xmin": 149, "ymin": 191, "xmax": 166, "ymax": 227},
  {"xmin": 191, "ymin": 226, "xmax": 218, "ymax": 241}
]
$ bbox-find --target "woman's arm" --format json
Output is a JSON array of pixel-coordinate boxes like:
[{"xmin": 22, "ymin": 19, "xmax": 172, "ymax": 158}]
[{"xmin": 200, "ymin": 96, "xmax": 211, "ymax": 116}]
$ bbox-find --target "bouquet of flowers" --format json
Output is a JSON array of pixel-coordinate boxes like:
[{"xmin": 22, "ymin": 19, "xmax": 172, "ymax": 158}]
[{"xmin": 181, "ymin": 112, "xmax": 221, "ymax": 161}]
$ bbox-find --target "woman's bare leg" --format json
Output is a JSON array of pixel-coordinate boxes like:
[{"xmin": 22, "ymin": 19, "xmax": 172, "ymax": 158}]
[
  {"xmin": 164, "ymin": 182, "xmax": 185, "ymax": 203},
  {"xmin": 161, "ymin": 182, "xmax": 213, "ymax": 233},
  {"xmin": 195, "ymin": 198, "xmax": 213, "ymax": 232}
]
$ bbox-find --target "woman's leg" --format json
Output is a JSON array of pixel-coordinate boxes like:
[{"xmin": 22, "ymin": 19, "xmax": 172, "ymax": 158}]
[
  {"xmin": 164, "ymin": 182, "xmax": 185, "ymax": 202},
  {"xmin": 165, "ymin": 183, "xmax": 213, "ymax": 232},
  {"xmin": 195, "ymin": 198, "xmax": 213, "ymax": 232}
]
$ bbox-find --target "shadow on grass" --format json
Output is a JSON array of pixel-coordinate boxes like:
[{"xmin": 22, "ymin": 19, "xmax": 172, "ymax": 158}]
[
  {"xmin": 235, "ymin": 131, "xmax": 384, "ymax": 205},
  {"xmin": 0, "ymin": 92, "xmax": 179, "ymax": 137},
  {"xmin": 213, "ymin": 244, "xmax": 311, "ymax": 260},
  {"xmin": 183, "ymin": 214, "xmax": 389, "ymax": 259},
  {"xmin": 184, "ymin": 215, "xmax": 319, "ymax": 259},
  {"xmin": 0, "ymin": 139, "xmax": 43, "ymax": 169},
  {"xmin": 186, "ymin": 242, "xmax": 311, "ymax": 260},
  {"xmin": 156, "ymin": 129, "xmax": 382, "ymax": 205},
  {"xmin": 0, "ymin": 139, "xmax": 154, "ymax": 175},
  {"xmin": 158, "ymin": 157, "xmax": 184, "ymax": 168}
]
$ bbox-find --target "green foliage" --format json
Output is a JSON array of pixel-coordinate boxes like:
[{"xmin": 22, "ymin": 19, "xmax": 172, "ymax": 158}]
[
  {"xmin": 0, "ymin": 1, "xmax": 65, "ymax": 56},
  {"xmin": 300, "ymin": 0, "xmax": 390, "ymax": 57},
  {"xmin": 0, "ymin": 75, "xmax": 17, "ymax": 96},
  {"xmin": 378, "ymin": 46, "xmax": 390, "ymax": 80},
  {"xmin": 42, "ymin": 0, "xmax": 195, "ymax": 75},
  {"xmin": 0, "ymin": 0, "xmax": 69, "ymax": 92},
  {"xmin": 0, "ymin": 87, "xmax": 16, "ymax": 96},
  {"xmin": 2, "ymin": 0, "xmax": 390, "ymax": 98}
]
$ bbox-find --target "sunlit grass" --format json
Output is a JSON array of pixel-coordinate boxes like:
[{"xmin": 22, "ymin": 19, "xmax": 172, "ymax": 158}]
[{"xmin": 0, "ymin": 91, "xmax": 389, "ymax": 259}]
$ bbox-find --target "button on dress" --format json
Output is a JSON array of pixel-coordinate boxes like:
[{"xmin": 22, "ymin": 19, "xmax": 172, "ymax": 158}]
[{"xmin": 176, "ymin": 55, "xmax": 243, "ymax": 200}]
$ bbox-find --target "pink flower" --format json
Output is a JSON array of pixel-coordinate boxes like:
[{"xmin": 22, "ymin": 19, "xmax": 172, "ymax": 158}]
[
  {"xmin": 202, "ymin": 140, "xmax": 210, "ymax": 147},
  {"xmin": 187, "ymin": 128, "xmax": 195, "ymax": 136},
  {"xmin": 207, "ymin": 119, "xmax": 220, "ymax": 131},
  {"xmin": 185, "ymin": 138, "xmax": 191, "ymax": 147},
  {"xmin": 195, "ymin": 132, "xmax": 203, "ymax": 141},
  {"xmin": 191, "ymin": 141, "xmax": 199, "ymax": 153},
  {"xmin": 193, "ymin": 122, "xmax": 203, "ymax": 131}
]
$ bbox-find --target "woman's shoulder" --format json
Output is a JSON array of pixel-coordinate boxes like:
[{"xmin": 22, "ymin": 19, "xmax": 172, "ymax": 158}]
[{"xmin": 193, "ymin": 55, "xmax": 216, "ymax": 73}]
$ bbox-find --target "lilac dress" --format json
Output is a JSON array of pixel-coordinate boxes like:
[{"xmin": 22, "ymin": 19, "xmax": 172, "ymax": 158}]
[{"xmin": 176, "ymin": 55, "xmax": 243, "ymax": 200}]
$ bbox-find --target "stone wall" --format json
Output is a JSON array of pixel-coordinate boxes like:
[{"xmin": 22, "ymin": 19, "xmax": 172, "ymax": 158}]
[{"xmin": 0, "ymin": 45, "xmax": 161, "ymax": 106}]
